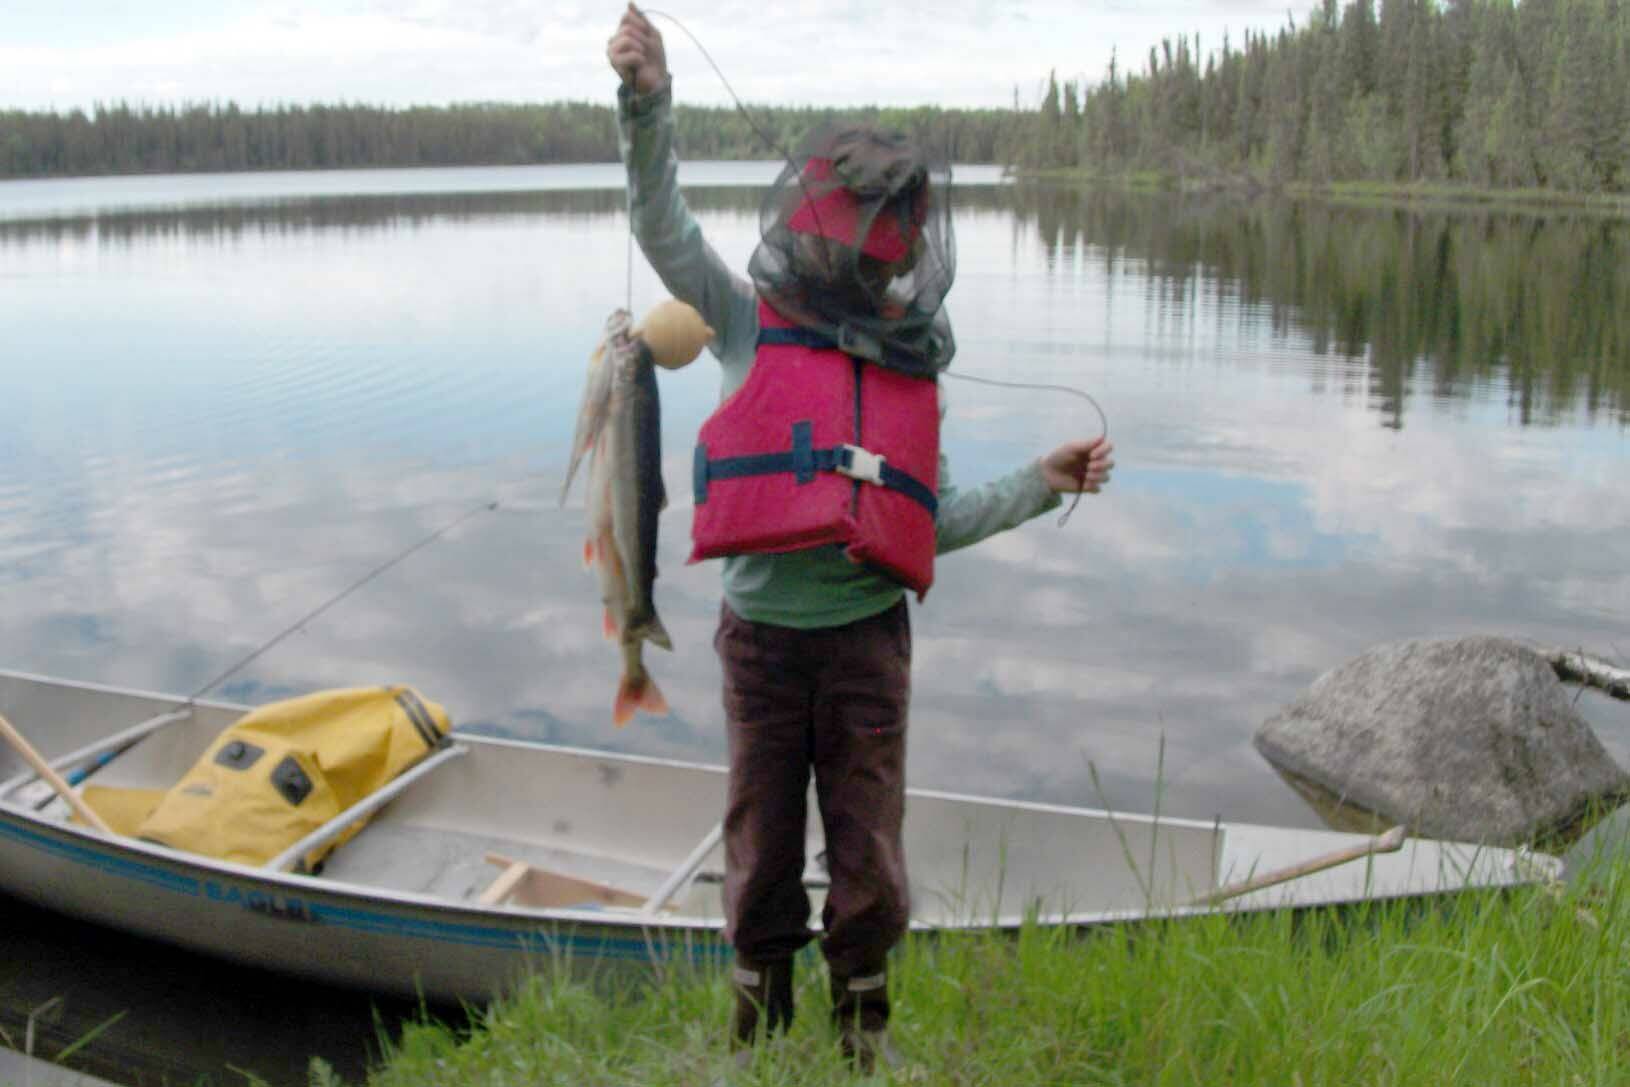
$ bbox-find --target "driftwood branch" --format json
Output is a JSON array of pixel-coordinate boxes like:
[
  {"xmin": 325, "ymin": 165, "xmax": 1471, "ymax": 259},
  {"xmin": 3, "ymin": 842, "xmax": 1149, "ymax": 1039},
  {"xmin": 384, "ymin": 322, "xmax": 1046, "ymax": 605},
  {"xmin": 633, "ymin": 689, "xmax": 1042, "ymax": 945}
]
[{"xmin": 1545, "ymin": 649, "xmax": 1630, "ymax": 701}]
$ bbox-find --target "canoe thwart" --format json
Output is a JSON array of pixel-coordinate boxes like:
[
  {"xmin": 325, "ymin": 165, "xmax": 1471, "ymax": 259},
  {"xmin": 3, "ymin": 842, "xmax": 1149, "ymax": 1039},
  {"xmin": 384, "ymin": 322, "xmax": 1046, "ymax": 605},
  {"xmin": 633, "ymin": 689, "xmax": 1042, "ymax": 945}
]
[
  {"xmin": 480, "ymin": 852, "xmax": 657, "ymax": 911},
  {"xmin": 639, "ymin": 821, "xmax": 723, "ymax": 915},
  {"xmin": 263, "ymin": 741, "xmax": 469, "ymax": 872}
]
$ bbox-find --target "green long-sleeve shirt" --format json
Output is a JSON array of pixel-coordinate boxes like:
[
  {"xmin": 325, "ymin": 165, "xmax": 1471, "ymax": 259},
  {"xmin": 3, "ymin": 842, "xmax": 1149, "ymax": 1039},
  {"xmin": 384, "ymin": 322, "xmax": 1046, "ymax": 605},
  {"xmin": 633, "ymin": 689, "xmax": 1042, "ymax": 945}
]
[{"xmin": 619, "ymin": 80, "xmax": 1061, "ymax": 629}]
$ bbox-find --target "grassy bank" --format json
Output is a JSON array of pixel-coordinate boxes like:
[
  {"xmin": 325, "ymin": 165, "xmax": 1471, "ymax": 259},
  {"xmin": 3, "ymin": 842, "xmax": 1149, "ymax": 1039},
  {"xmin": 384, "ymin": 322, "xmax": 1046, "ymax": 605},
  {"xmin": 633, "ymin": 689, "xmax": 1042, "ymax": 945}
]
[
  {"xmin": 306, "ymin": 848, "xmax": 1628, "ymax": 1087},
  {"xmin": 1019, "ymin": 168, "xmax": 1630, "ymax": 217}
]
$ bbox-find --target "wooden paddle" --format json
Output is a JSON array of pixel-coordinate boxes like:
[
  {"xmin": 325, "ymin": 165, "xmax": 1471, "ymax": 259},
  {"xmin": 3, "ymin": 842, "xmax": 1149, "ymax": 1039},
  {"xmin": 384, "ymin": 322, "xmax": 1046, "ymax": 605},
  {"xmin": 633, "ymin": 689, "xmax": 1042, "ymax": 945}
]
[
  {"xmin": 1192, "ymin": 824, "xmax": 1408, "ymax": 907},
  {"xmin": 0, "ymin": 710, "xmax": 115, "ymax": 835}
]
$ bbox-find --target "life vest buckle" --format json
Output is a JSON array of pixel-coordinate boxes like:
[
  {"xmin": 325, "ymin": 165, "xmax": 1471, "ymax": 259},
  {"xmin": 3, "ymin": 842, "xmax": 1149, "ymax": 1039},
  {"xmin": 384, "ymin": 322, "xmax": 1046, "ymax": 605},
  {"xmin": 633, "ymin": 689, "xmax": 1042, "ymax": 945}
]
[{"xmin": 836, "ymin": 444, "xmax": 886, "ymax": 485}]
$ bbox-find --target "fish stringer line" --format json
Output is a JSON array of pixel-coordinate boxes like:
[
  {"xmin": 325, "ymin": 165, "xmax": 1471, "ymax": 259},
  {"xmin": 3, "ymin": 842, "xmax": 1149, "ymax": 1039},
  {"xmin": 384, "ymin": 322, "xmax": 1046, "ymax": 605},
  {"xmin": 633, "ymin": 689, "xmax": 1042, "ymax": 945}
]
[{"xmin": 941, "ymin": 370, "xmax": 1110, "ymax": 527}]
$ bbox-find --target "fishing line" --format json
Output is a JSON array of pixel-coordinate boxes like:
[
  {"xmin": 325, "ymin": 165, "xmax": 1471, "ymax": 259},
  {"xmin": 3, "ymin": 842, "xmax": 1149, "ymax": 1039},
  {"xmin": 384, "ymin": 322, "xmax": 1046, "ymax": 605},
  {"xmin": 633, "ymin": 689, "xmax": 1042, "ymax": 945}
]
[
  {"xmin": 630, "ymin": 9, "xmax": 1111, "ymax": 528},
  {"xmin": 942, "ymin": 370, "xmax": 1110, "ymax": 526},
  {"xmin": 643, "ymin": 9, "xmax": 803, "ymax": 181},
  {"xmin": 620, "ymin": 8, "xmax": 823, "ymax": 310}
]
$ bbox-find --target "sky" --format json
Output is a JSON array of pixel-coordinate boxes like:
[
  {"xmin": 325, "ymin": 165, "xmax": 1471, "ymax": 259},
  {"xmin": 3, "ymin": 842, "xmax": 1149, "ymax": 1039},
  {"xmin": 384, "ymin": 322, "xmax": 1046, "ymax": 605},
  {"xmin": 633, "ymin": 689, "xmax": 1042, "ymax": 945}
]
[{"xmin": 2, "ymin": 0, "xmax": 1304, "ymax": 114}]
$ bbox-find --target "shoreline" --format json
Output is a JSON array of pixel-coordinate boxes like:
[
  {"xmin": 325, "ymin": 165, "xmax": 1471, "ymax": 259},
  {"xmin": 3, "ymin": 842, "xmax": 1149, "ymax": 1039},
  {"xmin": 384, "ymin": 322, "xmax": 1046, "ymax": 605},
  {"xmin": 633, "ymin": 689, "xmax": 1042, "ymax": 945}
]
[{"xmin": 1013, "ymin": 168, "xmax": 1630, "ymax": 217}]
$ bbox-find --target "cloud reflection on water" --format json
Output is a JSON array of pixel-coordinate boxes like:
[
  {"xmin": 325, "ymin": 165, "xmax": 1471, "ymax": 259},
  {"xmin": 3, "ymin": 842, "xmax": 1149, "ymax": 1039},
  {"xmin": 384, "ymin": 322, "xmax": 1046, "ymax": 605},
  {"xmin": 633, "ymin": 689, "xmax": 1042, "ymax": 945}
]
[{"xmin": 2, "ymin": 170, "xmax": 1626, "ymax": 833}]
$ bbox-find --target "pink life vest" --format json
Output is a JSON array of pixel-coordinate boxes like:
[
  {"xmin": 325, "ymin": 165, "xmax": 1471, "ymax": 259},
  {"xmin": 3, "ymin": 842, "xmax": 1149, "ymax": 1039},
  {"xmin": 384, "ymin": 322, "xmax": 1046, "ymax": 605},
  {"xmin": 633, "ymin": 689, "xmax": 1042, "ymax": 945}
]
[{"xmin": 690, "ymin": 301, "xmax": 940, "ymax": 597}]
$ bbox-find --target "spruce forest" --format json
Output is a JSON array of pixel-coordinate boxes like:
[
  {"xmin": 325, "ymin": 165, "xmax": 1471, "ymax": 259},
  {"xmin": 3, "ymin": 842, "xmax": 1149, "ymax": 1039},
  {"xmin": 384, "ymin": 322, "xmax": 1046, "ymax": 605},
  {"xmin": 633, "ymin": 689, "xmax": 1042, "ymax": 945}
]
[
  {"xmin": 1021, "ymin": 0, "xmax": 1630, "ymax": 193},
  {"xmin": 0, "ymin": 100, "xmax": 1011, "ymax": 180}
]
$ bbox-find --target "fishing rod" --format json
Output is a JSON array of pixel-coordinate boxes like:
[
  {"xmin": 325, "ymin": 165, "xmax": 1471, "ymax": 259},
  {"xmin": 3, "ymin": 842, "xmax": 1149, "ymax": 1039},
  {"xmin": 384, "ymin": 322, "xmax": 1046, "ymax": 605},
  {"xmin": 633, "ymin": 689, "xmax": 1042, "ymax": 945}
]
[{"xmin": 39, "ymin": 496, "xmax": 506, "ymax": 804}]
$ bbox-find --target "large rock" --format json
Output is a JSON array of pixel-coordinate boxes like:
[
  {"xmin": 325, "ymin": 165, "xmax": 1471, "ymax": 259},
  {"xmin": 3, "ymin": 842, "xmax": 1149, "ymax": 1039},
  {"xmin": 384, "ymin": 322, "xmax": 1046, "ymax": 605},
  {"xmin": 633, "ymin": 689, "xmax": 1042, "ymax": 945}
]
[{"xmin": 1255, "ymin": 636, "xmax": 1630, "ymax": 845}]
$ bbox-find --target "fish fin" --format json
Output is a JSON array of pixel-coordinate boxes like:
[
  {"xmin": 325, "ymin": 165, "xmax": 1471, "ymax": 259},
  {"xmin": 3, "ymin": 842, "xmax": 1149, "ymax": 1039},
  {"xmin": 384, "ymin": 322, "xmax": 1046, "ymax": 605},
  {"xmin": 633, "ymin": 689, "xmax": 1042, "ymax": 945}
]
[
  {"xmin": 559, "ymin": 434, "xmax": 596, "ymax": 505},
  {"xmin": 641, "ymin": 678, "xmax": 670, "ymax": 717},
  {"xmin": 583, "ymin": 538, "xmax": 596, "ymax": 569},
  {"xmin": 645, "ymin": 612, "xmax": 673, "ymax": 651},
  {"xmin": 559, "ymin": 453, "xmax": 584, "ymax": 508},
  {"xmin": 603, "ymin": 608, "xmax": 620, "ymax": 641},
  {"xmin": 613, "ymin": 674, "xmax": 668, "ymax": 727}
]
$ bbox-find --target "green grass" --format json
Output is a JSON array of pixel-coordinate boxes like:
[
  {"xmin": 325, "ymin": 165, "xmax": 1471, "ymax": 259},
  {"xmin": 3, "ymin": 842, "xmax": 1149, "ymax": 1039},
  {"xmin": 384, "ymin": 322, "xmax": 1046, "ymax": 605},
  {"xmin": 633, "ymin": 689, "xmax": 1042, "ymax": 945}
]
[{"xmin": 314, "ymin": 847, "xmax": 1630, "ymax": 1087}]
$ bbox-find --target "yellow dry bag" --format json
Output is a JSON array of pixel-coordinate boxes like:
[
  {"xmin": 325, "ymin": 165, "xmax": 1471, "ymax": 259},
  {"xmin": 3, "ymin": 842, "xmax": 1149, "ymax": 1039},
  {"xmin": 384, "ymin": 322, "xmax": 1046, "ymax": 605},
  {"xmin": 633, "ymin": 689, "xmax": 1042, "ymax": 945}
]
[{"xmin": 135, "ymin": 685, "xmax": 449, "ymax": 869}]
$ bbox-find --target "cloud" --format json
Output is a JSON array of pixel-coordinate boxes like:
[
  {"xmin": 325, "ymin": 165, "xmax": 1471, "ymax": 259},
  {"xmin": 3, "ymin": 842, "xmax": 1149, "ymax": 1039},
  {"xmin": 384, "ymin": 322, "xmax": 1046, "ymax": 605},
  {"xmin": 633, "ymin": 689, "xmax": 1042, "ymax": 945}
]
[{"xmin": 3, "ymin": 0, "xmax": 1309, "ymax": 112}]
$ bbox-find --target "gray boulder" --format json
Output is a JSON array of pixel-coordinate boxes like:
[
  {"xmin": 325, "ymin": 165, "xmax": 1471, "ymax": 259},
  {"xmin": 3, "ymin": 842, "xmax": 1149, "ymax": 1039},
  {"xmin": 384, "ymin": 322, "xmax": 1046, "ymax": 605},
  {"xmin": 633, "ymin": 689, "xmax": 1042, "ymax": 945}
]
[{"xmin": 1255, "ymin": 636, "xmax": 1630, "ymax": 845}]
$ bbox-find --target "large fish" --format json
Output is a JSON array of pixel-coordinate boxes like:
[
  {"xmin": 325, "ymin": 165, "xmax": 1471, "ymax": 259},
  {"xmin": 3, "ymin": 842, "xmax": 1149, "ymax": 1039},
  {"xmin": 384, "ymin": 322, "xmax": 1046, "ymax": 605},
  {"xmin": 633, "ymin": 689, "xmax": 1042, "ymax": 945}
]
[{"xmin": 563, "ymin": 309, "xmax": 672, "ymax": 726}]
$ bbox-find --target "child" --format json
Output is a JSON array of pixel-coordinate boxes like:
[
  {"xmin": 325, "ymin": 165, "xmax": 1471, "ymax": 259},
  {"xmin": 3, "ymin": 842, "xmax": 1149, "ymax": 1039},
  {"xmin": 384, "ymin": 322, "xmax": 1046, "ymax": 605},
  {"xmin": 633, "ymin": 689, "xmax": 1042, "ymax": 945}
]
[{"xmin": 607, "ymin": 4, "xmax": 1114, "ymax": 1071}]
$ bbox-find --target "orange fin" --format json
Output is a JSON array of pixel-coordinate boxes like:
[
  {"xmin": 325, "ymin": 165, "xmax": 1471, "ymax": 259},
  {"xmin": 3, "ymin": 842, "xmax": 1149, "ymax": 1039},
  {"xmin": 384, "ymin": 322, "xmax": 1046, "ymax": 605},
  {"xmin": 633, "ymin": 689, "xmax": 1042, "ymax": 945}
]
[
  {"xmin": 583, "ymin": 538, "xmax": 596, "ymax": 569},
  {"xmin": 603, "ymin": 608, "xmax": 619, "ymax": 641},
  {"xmin": 612, "ymin": 676, "xmax": 668, "ymax": 728}
]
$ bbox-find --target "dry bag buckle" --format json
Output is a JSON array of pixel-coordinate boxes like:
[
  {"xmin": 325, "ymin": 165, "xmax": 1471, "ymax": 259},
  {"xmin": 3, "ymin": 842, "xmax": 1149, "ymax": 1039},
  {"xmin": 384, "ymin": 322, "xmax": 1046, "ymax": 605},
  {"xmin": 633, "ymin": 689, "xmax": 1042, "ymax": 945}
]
[{"xmin": 836, "ymin": 444, "xmax": 886, "ymax": 485}]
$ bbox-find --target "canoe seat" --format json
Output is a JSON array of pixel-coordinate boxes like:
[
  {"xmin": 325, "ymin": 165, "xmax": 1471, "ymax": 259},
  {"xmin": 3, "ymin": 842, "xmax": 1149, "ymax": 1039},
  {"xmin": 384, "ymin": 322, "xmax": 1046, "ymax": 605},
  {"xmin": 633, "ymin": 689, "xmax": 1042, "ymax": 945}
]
[{"xmin": 479, "ymin": 852, "xmax": 665, "ymax": 911}]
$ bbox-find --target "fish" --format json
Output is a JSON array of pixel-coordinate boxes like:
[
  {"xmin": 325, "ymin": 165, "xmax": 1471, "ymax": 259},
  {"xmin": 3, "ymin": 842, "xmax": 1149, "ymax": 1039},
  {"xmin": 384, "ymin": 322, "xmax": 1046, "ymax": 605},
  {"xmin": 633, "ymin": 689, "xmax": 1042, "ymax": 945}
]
[{"xmin": 563, "ymin": 309, "xmax": 672, "ymax": 726}]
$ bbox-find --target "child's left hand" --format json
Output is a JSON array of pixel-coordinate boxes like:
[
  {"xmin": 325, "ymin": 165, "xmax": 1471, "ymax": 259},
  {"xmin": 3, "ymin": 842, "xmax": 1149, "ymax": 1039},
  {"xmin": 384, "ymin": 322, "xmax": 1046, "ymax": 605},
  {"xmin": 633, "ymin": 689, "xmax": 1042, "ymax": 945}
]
[{"xmin": 1039, "ymin": 437, "xmax": 1115, "ymax": 494}]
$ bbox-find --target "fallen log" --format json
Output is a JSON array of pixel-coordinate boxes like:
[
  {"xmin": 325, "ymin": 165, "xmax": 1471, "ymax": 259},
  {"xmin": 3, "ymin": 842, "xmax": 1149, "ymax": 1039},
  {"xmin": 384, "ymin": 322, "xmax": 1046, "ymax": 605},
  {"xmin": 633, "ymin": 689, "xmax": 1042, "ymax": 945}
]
[{"xmin": 1545, "ymin": 650, "xmax": 1630, "ymax": 701}]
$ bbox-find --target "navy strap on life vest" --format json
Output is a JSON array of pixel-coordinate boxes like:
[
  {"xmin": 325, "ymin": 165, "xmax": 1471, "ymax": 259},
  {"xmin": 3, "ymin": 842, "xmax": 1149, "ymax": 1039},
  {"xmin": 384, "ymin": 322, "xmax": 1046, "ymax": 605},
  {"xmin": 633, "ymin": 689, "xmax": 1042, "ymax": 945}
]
[
  {"xmin": 694, "ymin": 420, "xmax": 937, "ymax": 515},
  {"xmin": 756, "ymin": 324, "xmax": 930, "ymax": 373}
]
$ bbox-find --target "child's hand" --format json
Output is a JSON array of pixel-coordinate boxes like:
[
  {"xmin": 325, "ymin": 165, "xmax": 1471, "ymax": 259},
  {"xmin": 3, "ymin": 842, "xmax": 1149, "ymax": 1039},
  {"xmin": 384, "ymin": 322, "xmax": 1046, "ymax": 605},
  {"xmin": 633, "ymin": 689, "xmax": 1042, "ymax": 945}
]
[
  {"xmin": 1040, "ymin": 437, "xmax": 1114, "ymax": 494},
  {"xmin": 607, "ymin": 4, "xmax": 668, "ymax": 94}
]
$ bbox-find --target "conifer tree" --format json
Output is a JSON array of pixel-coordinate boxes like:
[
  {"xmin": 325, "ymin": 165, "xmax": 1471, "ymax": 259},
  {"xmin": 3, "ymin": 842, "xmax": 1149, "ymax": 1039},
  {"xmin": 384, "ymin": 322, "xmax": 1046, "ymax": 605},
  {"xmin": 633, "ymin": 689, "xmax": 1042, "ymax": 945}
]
[
  {"xmin": 1263, "ymin": 31, "xmax": 1305, "ymax": 180},
  {"xmin": 1403, "ymin": 0, "xmax": 1446, "ymax": 178},
  {"xmin": 1339, "ymin": 0, "xmax": 1381, "ymax": 97},
  {"xmin": 1063, "ymin": 78, "xmax": 1082, "ymax": 167}
]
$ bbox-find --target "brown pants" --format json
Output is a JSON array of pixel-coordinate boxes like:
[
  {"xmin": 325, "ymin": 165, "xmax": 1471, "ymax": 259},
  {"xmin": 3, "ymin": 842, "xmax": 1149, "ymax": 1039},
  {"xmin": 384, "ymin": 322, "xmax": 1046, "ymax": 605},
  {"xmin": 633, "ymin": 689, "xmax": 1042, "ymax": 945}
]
[{"xmin": 715, "ymin": 599, "xmax": 911, "ymax": 981}]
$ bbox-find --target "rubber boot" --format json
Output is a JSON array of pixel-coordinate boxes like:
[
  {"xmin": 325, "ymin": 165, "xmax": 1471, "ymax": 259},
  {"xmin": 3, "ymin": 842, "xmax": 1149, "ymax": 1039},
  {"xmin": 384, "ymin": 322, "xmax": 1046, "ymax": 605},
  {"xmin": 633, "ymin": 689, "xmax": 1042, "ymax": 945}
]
[
  {"xmin": 730, "ymin": 958, "xmax": 795, "ymax": 1049},
  {"xmin": 831, "ymin": 968, "xmax": 901, "ymax": 1074}
]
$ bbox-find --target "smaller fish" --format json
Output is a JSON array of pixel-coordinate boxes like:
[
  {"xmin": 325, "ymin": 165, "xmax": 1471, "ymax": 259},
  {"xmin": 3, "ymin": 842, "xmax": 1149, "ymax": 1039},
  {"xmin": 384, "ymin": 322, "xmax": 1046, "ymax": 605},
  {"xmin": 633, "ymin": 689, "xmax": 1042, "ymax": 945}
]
[
  {"xmin": 561, "ymin": 338, "xmax": 614, "ymax": 506},
  {"xmin": 564, "ymin": 309, "xmax": 672, "ymax": 726}
]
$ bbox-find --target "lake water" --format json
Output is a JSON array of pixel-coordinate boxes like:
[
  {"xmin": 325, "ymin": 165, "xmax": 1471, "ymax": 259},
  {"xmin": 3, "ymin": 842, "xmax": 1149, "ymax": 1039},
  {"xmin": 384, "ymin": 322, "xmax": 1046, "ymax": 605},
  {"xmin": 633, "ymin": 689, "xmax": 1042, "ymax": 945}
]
[{"xmin": 2, "ymin": 162, "xmax": 1628, "ymax": 1082}]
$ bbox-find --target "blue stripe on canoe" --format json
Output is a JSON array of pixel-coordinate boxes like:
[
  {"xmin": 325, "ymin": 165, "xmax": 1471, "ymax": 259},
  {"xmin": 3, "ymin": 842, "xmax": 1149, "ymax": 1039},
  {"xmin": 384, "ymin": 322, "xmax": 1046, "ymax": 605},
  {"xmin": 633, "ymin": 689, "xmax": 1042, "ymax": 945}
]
[
  {"xmin": 305, "ymin": 900, "xmax": 726, "ymax": 960},
  {"xmin": 0, "ymin": 814, "xmax": 201, "ymax": 895},
  {"xmin": 309, "ymin": 902, "xmax": 731, "ymax": 962},
  {"xmin": 2, "ymin": 812, "xmax": 730, "ymax": 963}
]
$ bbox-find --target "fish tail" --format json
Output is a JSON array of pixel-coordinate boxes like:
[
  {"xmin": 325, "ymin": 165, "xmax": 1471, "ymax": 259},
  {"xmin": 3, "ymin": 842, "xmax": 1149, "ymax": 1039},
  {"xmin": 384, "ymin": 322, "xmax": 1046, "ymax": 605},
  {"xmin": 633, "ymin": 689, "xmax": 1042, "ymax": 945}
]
[{"xmin": 612, "ymin": 673, "xmax": 669, "ymax": 728}]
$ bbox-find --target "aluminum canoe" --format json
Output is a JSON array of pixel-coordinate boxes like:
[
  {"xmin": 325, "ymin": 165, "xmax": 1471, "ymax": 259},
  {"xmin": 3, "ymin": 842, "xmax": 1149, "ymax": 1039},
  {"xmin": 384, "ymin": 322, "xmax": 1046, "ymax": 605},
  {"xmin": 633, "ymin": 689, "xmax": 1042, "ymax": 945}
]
[{"xmin": 0, "ymin": 668, "xmax": 1559, "ymax": 1004}]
